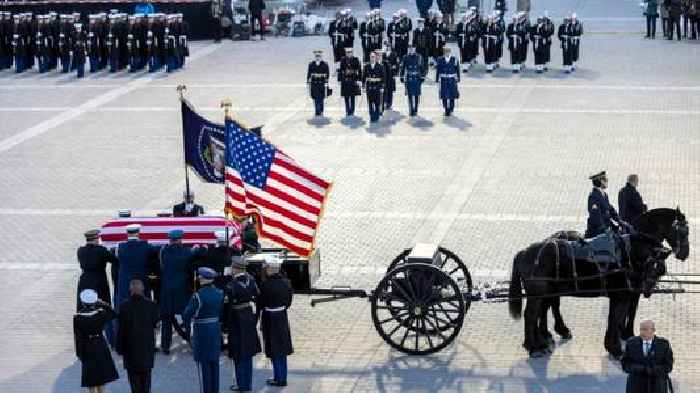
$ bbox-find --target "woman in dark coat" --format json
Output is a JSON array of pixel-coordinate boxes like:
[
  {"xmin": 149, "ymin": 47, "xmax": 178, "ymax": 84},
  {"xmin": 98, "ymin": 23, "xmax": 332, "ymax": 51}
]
[
  {"xmin": 258, "ymin": 260, "xmax": 293, "ymax": 387},
  {"xmin": 74, "ymin": 289, "xmax": 119, "ymax": 392},
  {"xmin": 76, "ymin": 230, "xmax": 118, "ymax": 311}
]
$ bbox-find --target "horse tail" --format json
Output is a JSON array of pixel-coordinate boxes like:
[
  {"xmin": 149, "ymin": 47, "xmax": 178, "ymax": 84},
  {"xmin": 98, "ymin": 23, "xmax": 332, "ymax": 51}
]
[{"xmin": 509, "ymin": 250, "xmax": 524, "ymax": 319}]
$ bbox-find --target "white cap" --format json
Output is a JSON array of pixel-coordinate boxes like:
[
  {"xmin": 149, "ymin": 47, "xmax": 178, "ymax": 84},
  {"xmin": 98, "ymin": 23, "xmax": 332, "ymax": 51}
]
[
  {"xmin": 126, "ymin": 224, "xmax": 141, "ymax": 233},
  {"xmin": 80, "ymin": 289, "xmax": 98, "ymax": 304}
]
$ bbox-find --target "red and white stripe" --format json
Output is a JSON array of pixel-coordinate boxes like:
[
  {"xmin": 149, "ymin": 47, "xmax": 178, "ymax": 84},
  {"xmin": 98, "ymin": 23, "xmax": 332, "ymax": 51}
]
[
  {"xmin": 225, "ymin": 153, "xmax": 331, "ymax": 257},
  {"xmin": 99, "ymin": 216, "xmax": 242, "ymax": 249}
]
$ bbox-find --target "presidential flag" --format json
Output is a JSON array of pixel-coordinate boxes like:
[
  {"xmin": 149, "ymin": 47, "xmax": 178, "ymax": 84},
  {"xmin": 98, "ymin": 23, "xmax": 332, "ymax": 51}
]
[{"xmin": 223, "ymin": 119, "xmax": 331, "ymax": 257}]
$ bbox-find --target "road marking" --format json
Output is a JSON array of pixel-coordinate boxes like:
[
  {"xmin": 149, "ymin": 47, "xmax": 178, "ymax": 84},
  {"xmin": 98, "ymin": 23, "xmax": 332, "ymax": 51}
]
[{"xmin": 0, "ymin": 43, "xmax": 220, "ymax": 155}]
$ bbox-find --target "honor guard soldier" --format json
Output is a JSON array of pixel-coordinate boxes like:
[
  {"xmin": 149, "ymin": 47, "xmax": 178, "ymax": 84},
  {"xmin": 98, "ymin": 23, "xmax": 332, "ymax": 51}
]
[
  {"xmin": 158, "ymin": 229, "xmax": 204, "ymax": 355},
  {"xmin": 259, "ymin": 258, "xmax": 294, "ymax": 387},
  {"xmin": 339, "ymin": 47, "xmax": 362, "ymax": 117},
  {"xmin": 569, "ymin": 13, "xmax": 583, "ymax": 71},
  {"xmin": 412, "ymin": 18, "xmax": 431, "ymax": 76},
  {"xmin": 175, "ymin": 13, "xmax": 189, "ymax": 68},
  {"xmin": 77, "ymin": 229, "xmax": 119, "ymax": 345},
  {"xmin": 496, "ymin": 11, "xmax": 507, "ymax": 67},
  {"xmin": 507, "ymin": 15, "xmax": 521, "ymax": 72},
  {"xmin": 436, "ymin": 46, "xmax": 460, "ymax": 116},
  {"xmin": 518, "ymin": 12, "xmax": 531, "ymax": 67},
  {"xmin": 400, "ymin": 45, "xmax": 425, "ymax": 117},
  {"xmin": 115, "ymin": 224, "xmax": 159, "ymax": 310},
  {"xmin": 226, "ymin": 255, "xmax": 262, "ymax": 392},
  {"xmin": 165, "ymin": 14, "xmax": 179, "ymax": 72},
  {"xmin": 585, "ymin": 171, "xmax": 625, "ymax": 238},
  {"xmin": 382, "ymin": 43, "xmax": 399, "ymax": 110},
  {"xmin": 339, "ymin": 9, "xmax": 357, "ymax": 55},
  {"xmin": 48, "ymin": 12, "xmax": 60, "ymax": 70},
  {"xmin": 73, "ymin": 23, "xmax": 87, "ymax": 78},
  {"xmin": 0, "ymin": 13, "xmax": 11, "ymax": 70},
  {"xmin": 359, "ymin": 12, "xmax": 370, "ymax": 65},
  {"xmin": 145, "ymin": 14, "xmax": 157, "ymax": 71},
  {"xmin": 74, "ymin": 289, "xmax": 120, "ymax": 393},
  {"xmin": 87, "ymin": 15, "xmax": 100, "ymax": 72},
  {"xmin": 558, "ymin": 17, "xmax": 573, "ymax": 73},
  {"xmin": 530, "ymin": 17, "xmax": 547, "ymax": 73},
  {"xmin": 97, "ymin": 13, "xmax": 109, "ymax": 70},
  {"xmin": 431, "ymin": 12, "xmax": 448, "ymax": 66},
  {"xmin": 183, "ymin": 267, "xmax": 224, "ymax": 393},
  {"xmin": 363, "ymin": 51, "xmax": 385, "ymax": 123},
  {"xmin": 482, "ymin": 14, "xmax": 500, "ymax": 72},
  {"xmin": 387, "ymin": 13, "xmax": 399, "ymax": 51},
  {"xmin": 438, "ymin": 0, "xmax": 457, "ymax": 27},
  {"xmin": 36, "ymin": 15, "xmax": 50, "ymax": 73},
  {"xmin": 204, "ymin": 230, "xmax": 235, "ymax": 288},
  {"xmin": 173, "ymin": 190, "xmax": 205, "ymax": 217},
  {"xmin": 328, "ymin": 11, "xmax": 345, "ymax": 73},
  {"xmin": 306, "ymin": 49, "xmax": 330, "ymax": 117},
  {"xmin": 126, "ymin": 15, "xmax": 139, "ymax": 72},
  {"xmin": 107, "ymin": 14, "xmax": 119, "ymax": 72},
  {"xmin": 367, "ymin": 9, "xmax": 384, "ymax": 56},
  {"xmin": 13, "ymin": 14, "xmax": 27, "ymax": 73},
  {"xmin": 541, "ymin": 12, "xmax": 555, "ymax": 71},
  {"xmin": 394, "ymin": 9, "xmax": 412, "ymax": 58}
]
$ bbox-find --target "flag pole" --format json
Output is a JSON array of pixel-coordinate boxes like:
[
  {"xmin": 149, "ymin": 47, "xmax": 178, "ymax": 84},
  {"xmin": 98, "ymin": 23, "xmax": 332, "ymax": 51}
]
[
  {"xmin": 220, "ymin": 98, "xmax": 232, "ymax": 218},
  {"xmin": 178, "ymin": 84, "xmax": 191, "ymax": 202}
]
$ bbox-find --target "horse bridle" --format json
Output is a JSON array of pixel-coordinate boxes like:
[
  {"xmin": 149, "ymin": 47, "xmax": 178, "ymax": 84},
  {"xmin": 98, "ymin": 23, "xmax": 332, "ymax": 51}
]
[{"xmin": 671, "ymin": 219, "xmax": 689, "ymax": 255}]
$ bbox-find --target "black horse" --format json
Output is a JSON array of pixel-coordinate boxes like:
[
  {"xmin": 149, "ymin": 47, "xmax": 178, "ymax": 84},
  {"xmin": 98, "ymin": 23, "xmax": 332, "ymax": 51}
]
[{"xmin": 509, "ymin": 208, "xmax": 690, "ymax": 358}]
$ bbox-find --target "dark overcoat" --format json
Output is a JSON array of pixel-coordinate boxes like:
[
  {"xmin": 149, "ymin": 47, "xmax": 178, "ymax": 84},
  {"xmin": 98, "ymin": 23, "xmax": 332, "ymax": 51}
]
[
  {"xmin": 618, "ymin": 183, "xmax": 648, "ymax": 223},
  {"xmin": 74, "ymin": 305, "xmax": 119, "ymax": 387},
  {"xmin": 76, "ymin": 244, "xmax": 118, "ymax": 311},
  {"xmin": 621, "ymin": 336, "xmax": 674, "ymax": 393},
  {"xmin": 258, "ymin": 274, "xmax": 294, "ymax": 358},
  {"xmin": 116, "ymin": 295, "xmax": 159, "ymax": 371},
  {"xmin": 226, "ymin": 273, "xmax": 262, "ymax": 361}
]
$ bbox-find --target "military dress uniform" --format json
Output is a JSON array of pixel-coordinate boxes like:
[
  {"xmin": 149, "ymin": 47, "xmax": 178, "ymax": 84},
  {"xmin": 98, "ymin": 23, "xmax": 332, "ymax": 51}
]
[
  {"xmin": 542, "ymin": 16, "xmax": 555, "ymax": 70},
  {"xmin": 328, "ymin": 17, "xmax": 345, "ymax": 65},
  {"xmin": 530, "ymin": 19, "xmax": 548, "ymax": 73},
  {"xmin": 382, "ymin": 48, "xmax": 399, "ymax": 110},
  {"xmin": 115, "ymin": 225, "xmax": 159, "ymax": 311},
  {"xmin": 183, "ymin": 268, "xmax": 224, "ymax": 393},
  {"xmin": 436, "ymin": 54, "xmax": 460, "ymax": 116},
  {"xmin": 400, "ymin": 49, "xmax": 425, "ymax": 116},
  {"xmin": 585, "ymin": 172, "xmax": 622, "ymax": 238},
  {"xmin": 412, "ymin": 21, "xmax": 431, "ymax": 76},
  {"xmin": 226, "ymin": 263, "xmax": 262, "ymax": 392},
  {"xmin": 307, "ymin": 55, "xmax": 330, "ymax": 117},
  {"xmin": 482, "ymin": 17, "xmax": 501, "ymax": 72},
  {"xmin": 259, "ymin": 269, "xmax": 294, "ymax": 386},
  {"xmin": 359, "ymin": 17, "xmax": 370, "ymax": 64},
  {"xmin": 73, "ymin": 23, "xmax": 87, "ymax": 78},
  {"xmin": 173, "ymin": 202, "xmax": 205, "ymax": 217},
  {"xmin": 363, "ymin": 61, "xmax": 385, "ymax": 122},
  {"xmin": 339, "ymin": 12, "xmax": 357, "ymax": 52},
  {"xmin": 394, "ymin": 15, "xmax": 412, "ymax": 58},
  {"xmin": 430, "ymin": 20, "xmax": 449, "ymax": 64},
  {"xmin": 339, "ymin": 50, "xmax": 362, "ymax": 116},
  {"xmin": 569, "ymin": 17, "xmax": 583, "ymax": 70},
  {"xmin": 558, "ymin": 18, "xmax": 575, "ymax": 72}
]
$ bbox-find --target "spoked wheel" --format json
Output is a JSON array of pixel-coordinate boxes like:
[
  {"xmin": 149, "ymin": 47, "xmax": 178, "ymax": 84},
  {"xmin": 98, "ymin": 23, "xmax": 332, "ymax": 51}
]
[
  {"xmin": 388, "ymin": 247, "xmax": 473, "ymax": 312},
  {"xmin": 371, "ymin": 263, "xmax": 466, "ymax": 355}
]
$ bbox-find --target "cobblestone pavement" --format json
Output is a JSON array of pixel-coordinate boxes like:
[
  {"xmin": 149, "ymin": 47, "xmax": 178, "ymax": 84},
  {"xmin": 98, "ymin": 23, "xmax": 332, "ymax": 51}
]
[{"xmin": 1, "ymin": 0, "xmax": 699, "ymax": 392}]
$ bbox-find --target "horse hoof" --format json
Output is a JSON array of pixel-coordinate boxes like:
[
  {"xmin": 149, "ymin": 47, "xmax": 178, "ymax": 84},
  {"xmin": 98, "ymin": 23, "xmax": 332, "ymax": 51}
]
[{"xmin": 530, "ymin": 350, "xmax": 547, "ymax": 358}]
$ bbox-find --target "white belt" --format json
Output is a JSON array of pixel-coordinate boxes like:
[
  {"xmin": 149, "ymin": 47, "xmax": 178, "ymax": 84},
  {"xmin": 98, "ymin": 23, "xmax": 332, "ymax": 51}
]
[
  {"xmin": 441, "ymin": 74, "xmax": 458, "ymax": 78},
  {"xmin": 194, "ymin": 317, "xmax": 219, "ymax": 324},
  {"xmin": 265, "ymin": 306, "xmax": 286, "ymax": 312}
]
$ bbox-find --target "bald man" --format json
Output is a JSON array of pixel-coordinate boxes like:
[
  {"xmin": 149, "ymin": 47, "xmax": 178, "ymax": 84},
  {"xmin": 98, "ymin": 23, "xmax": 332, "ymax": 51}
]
[{"xmin": 621, "ymin": 320, "xmax": 674, "ymax": 393}]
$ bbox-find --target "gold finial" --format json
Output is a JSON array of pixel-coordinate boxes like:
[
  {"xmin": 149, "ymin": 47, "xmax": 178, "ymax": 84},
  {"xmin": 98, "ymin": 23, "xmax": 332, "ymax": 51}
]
[
  {"xmin": 176, "ymin": 84, "xmax": 187, "ymax": 99},
  {"xmin": 220, "ymin": 98, "xmax": 232, "ymax": 119}
]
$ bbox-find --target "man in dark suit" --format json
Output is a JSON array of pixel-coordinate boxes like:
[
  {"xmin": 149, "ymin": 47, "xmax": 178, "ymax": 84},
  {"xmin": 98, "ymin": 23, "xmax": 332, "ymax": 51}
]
[
  {"xmin": 621, "ymin": 320, "xmax": 674, "ymax": 393},
  {"xmin": 585, "ymin": 171, "xmax": 625, "ymax": 238},
  {"xmin": 117, "ymin": 279, "xmax": 160, "ymax": 393},
  {"xmin": 173, "ymin": 190, "xmax": 205, "ymax": 217},
  {"xmin": 619, "ymin": 174, "xmax": 648, "ymax": 223}
]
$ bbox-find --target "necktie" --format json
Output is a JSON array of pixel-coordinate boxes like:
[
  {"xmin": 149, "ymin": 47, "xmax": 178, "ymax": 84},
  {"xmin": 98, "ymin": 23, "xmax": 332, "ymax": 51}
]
[{"xmin": 644, "ymin": 342, "xmax": 650, "ymax": 356}]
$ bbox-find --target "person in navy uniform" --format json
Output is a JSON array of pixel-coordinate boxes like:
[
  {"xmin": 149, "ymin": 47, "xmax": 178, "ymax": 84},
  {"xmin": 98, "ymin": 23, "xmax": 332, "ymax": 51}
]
[
  {"xmin": 183, "ymin": 267, "xmax": 224, "ymax": 393},
  {"xmin": 381, "ymin": 44, "xmax": 399, "ymax": 111},
  {"xmin": 585, "ymin": 171, "xmax": 625, "ymax": 238},
  {"xmin": 259, "ymin": 259, "xmax": 294, "ymax": 387},
  {"xmin": 436, "ymin": 46, "xmax": 460, "ymax": 117},
  {"xmin": 530, "ymin": 17, "xmax": 548, "ymax": 73},
  {"xmin": 394, "ymin": 10, "xmax": 412, "ymax": 58},
  {"xmin": 363, "ymin": 51, "xmax": 385, "ymax": 123},
  {"xmin": 618, "ymin": 174, "xmax": 648, "ymax": 223},
  {"xmin": 621, "ymin": 320, "xmax": 674, "ymax": 393},
  {"xmin": 359, "ymin": 12, "xmax": 370, "ymax": 65},
  {"xmin": 226, "ymin": 255, "xmax": 262, "ymax": 392},
  {"xmin": 400, "ymin": 45, "xmax": 424, "ymax": 117},
  {"xmin": 568, "ymin": 13, "xmax": 583, "ymax": 71},
  {"xmin": 306, "ymin": 49, "xmax": 330, "ymax": 117},
  {"xmin": 203, "ymin": 230, "xmax": 235, "ymax": 289},
  {"xmin": 159, "ymin": 229, "xmax": 203, "ymax": 355},
  {"xmin": 73, "ymin": 23, "xmax": 87, "ymax": 78},
  {"xmin": 77, "ymin": 229, "xmax": 119, "ymax": 346},
  {"xmin": 173, "ymin": 190, "xmax": 205, "ymax": 217},
  {"xmin": 412, "ymin": 18, "xmax": 431, "ymax": 76},
  {"xmin": 115, "ymin": 224, "xmax": 159, "ymax": 311},
  {"xmin": 116, "ymin": 279, "xmax": 159, "ymax": 393},
  {"xmin": 430, "ymin": 12, "xmax": 448, "ymax": 66},
  {"xmin": 339, "ymin": 47, "xmax": 362, "ymax": 117},
  {"xmin": 558, "ymin": 17, "xmax": 573, "ymax": 73},
  {"xmin": 74, "ymin": 289, "xmax": 120, "ymax": 393}
]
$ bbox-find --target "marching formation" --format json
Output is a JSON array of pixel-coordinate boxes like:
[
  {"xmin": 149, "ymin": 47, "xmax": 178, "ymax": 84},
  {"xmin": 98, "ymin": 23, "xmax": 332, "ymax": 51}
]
[
  {"xmin": 312, "ymin": 8, "xmax": 584, "ymax": 121},
  {"xmin": 0, "ymin": 10, "xmax": 189, "ymax": 77}
]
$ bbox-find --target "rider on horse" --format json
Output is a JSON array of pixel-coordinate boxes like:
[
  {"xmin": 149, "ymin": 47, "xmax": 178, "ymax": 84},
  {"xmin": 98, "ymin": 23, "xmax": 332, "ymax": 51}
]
[{"xmin": 586, "ymin": 171, "xmax": 627, "ymax": 238}]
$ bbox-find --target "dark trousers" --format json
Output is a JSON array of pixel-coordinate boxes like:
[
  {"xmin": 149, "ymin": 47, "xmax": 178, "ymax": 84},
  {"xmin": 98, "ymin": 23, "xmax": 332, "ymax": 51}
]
[
  {"xmin": 199, "ymin": 360, "xmax": 219, "ymax": 393},
  {"xmin": 76, "ymin": 62, "xmax": 85, "ymax": 78},
  {"xmin": 383, "ymin": 89, "xmax": 394, "ymax": 110},
  {"xmin": 668, "ymin": 16, "xmax": 681, "ymax": 40},
  {"xmin": 160, "ymin": 317, "xmax": 177, "ymax": 351},
  {"xmin": 251, "ymin": 13, "xmax": 264, "ymax": 37},
  {"xmin": 61, "ymin": 55, "xmax": 70, "ymax": 73},
  {"xmin": 408, "ymin": 95, "xmax": 419, "ymax": 116},
  {"xmin": 271, "ymin": 355, "xmax": 287, "ymax": 383},
  {"xmin": 128, "ymin": 369, "xmax": 152, "ymax": 393},
  {"xmin": 442, "ymin": 98, "xmax": 455, "ymax": 116},
  {"xmin": 418, "ymin": 8, "xmax": 429, "ymax": 19},
  {"xmin": 692, "ymin": 19, "xmax": 699, "ymax": 39},
  {"xmin": 368, "ymin": 94, "xmax": 382, "ymax": 122},
  {"xmin": 662, "ymin": 16, "xmax": 669, "ymax": 36},
  {"xmin": 646, "ymin": 15, "xmax": 657, "ymax": 37},
  {"xmin": 213, "ymin": 17, "xmax": 223, "ymax": 41},
  {"xmin": 234, "ymin": 356, "xmax": 253, "ymax": 391},
  {"xmin": 343, "ymin": 96, "xmax": 356, "ymax": 115},
  {"xmin": 313, "ymin": 98, "xmax": 324, "ymax": 116}
]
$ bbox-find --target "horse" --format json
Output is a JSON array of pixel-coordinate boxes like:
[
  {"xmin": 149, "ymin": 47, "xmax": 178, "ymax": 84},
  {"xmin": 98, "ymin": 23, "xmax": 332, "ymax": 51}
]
[{"xmin": 508, "ymin": 207, "xmax": 690, "ymax": 358}]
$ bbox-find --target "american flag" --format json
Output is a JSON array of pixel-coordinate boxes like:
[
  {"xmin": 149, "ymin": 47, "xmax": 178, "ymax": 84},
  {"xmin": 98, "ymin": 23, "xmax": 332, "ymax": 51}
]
[
  {"xmin": 99, "ymin": 217, "xmax": 242, "ymax": 249},
  {"xmin": 223, "ymin": 119, "xmax": 331, "ymax": 257}
]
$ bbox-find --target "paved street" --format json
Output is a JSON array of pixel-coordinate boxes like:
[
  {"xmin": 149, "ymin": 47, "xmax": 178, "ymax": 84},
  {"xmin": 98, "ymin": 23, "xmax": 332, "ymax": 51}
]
[{"xmin": 0, "ymin": 0, "xmax": 699, "ymax": 391}]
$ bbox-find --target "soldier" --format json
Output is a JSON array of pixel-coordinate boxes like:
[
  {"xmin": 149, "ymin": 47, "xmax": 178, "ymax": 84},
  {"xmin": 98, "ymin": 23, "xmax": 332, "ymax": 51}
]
[
  {"xmin": 49, "ymin": 12, "xmax": 60, "ymax": 70},
  {"xmin": 115, "ymin": 224, "xmax": 159, "ymax": 310},
  {"xmin": 338, "ymin": 47, "xmax": 362, "ymax": 117},
  {"xmin": 165, "ymin": 15, "xmax": 179, "ymax": 72},
  {"xmin": 126, "ymin": 15, "xmax": 138, "ymax": 72},
  {"xmin": 569, "ymin": 13, "xmax": 583, "ymax": 71},
  {"xmin": 259, "ymin": 259, "xmax": 294, "ymax": 387},
  {"xmin": 461, "ymin": 9, "xmax": 482, "ymax": 72},
  {"xmin": 400, "ymin": 45, "xmax": 425, "ymax": 117},
  {"xmin": 382, "ymin": 44, "xmax": 399, "ymax": 111},
  {"xmin": 387, "ymin": 13, "xmax": 399, "ymax": 51},
  {"xmin": 87, "ymin": 15, "xmax": 100, "ymax": 73},
  {"xmin": 518, "ymin": 12, "xmax": 531, "ymax": 67},
  {"xmin": 339, "ymin": 8, "xmax": 357, "ymax": 55},
  {"xmin": 176, "ymin": 14, "xmax": 189, "ymax": 68},
  {"xmin": 226, "ymin": 255, "xmax": 262, "ymax": 392},
  {"xmin": 211, "ymin": 0, "xmax": 224, "ymax": 42},
  {"xmin": 412, "ymin": 18, "xmax": 431, "ymax": 76},
  {"xmin": 394, "ymin": 9, "xmax": 412, "ymax": 58},
  {"xmin": 153, "ymin": 14, "xmax": 166, "ymax": 71},
  {"xmin": 173, "ymin": 190, "xmax": 205, "ymax": 217},
  {"xmin": 431, "ymin": 12, "xmax": 448, "ymax": 66},
  {"xmin": 507, "ymin": 15, "xmax": 521, "ymax": 72},
  {"xmin": 438, "ymin": 0, "xmax": 456, "ymax": 27},
  {"xmin": 145, "ymin": 14, "xmax": 156, "ymax": 71},
  {"xmin": 359, "ymin": 12, "xmax": 371, "ymax": 65},
  {"xmin": 73, "ymin": 23, "xmax": 87, "ymax": 78},
  {"xmin": 363, "ymin": 51, "xmax": 385, "ymax": 123},
  {"xmin": 306, "ymin": 49, "xmax": 330, "ymax": 117},
  {"xmin": 24, "ymin": 13, "xmax": 36, "ymax": 71},
  {"xmin": 35, "ymin": 15, "xmax": 50, "ymax": 73},
  {"xmin": 204, "ymin": 230, "xmax": 235, "ymax": 289},
  {"xmin": 182, "ymin": 267, "xmax": 224, "ymax": 393},
  {"xmin": 530, "ymin": 17, "xmax": 547, "ymax": 73},
  {"xmin": 367, "ymin": 10, "xmax": 384, "ymax": 58},
  {"xmin": 159, "ymin": 230, "xmax": 202, "ymax": 355},
  {"xmin": 558, "ymin": 17, "xmax": 573, "ymax": 73},
  {"xmin": 74, "ymin": 289, "xmax": 120, "ymax": 393},
  {"xmin": 495, "ymin": 0, "xmax": 508, "ymax": 18},
  {"xmin": 541, "ymin": 11, "xmax": 555, "ymax": 71},
  {"xmin": 106, "ymin": 14, "xmax": 119, "ymax": 72},
  {"xmin": 12, "ymin": 14, "xmax": 26, "ymax": 73},
  {"xmin": 585, "ymin": 171, "xmax": 625, "ymax": 238},
  {"xmin": 495, "ymin": 11, "xmax": 506, "ymax": 68},
  {"xmin": 482, "ymin": 15, "xmax": 500, "ymax": 72},
  {"xmin": 328, "ymin": 11, "xmax": 344, "ymax": 73},
  {"xmin": 436, "ymin": 46, "xmax": 460, "ymax": 116},
  {"xmin": 0, "ymin": 13, "xmax": 9, "ymax": 70}
]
